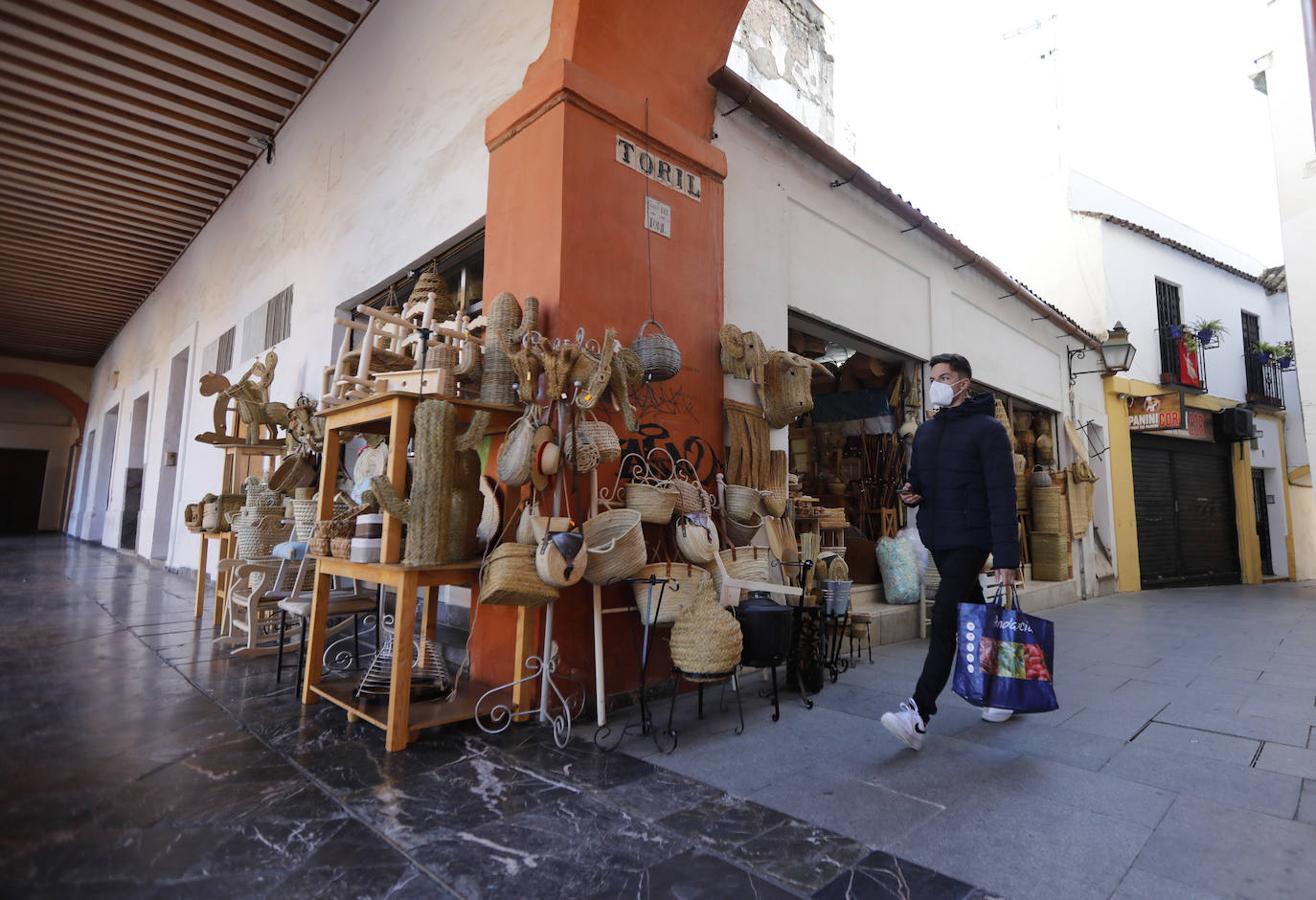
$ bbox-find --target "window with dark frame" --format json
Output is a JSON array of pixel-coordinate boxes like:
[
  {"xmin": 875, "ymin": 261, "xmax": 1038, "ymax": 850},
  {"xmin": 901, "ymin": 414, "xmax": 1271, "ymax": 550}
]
[
  {"xmin": 1155, "ymin": 278, "xmax": 1182, "ymax": 381},
  {"xmin": 264, "ymin": 286, "xmax": 293, "ymax": 350},
  {"xmin": 1242, "ymin": 310, "xmax": 1263, "ymax": 395},
  {"xmin": 215, "ymin": 327, "xmax": 234, "ymax": 374}
]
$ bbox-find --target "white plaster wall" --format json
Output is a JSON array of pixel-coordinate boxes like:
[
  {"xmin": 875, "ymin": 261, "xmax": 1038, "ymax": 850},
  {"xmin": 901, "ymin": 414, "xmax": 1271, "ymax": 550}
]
[
  {"xmin": 71, "ymin": 0, "xmax": 552, "ymax": 575},
  {"xmin": 1262, "ymin": 0, "xmax": 1316, "ymax": 473},
  {"xmin": 720, "ymin": 108, "xmax": 1108, "ymax": 597},
  {"xmin": 1098, "ymin": 223, "xmax": 1293, "ymax": 403}
]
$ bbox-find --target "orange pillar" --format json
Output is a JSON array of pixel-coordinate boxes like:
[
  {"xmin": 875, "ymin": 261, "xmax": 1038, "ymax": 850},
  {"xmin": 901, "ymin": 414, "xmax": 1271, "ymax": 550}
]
[{"xmin": 472, "ymin": 0, "xmax": 748, "ymax": 695}]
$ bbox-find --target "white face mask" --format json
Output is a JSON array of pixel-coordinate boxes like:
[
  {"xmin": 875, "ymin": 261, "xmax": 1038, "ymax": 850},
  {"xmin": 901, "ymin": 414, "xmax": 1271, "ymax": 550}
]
[{"xmin": 928, "ymin": 378, "xmax": 960, "ymax": 408}]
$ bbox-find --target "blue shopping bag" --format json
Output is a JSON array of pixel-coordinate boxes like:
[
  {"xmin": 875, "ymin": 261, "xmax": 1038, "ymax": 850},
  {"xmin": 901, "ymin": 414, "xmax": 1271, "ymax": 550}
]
[{"xmin": 952, "ymin": 587, "xmax": 1058, "ymax": 713}]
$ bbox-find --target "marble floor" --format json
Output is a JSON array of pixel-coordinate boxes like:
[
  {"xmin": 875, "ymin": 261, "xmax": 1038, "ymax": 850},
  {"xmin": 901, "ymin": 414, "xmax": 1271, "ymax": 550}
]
[{"xmin": 0, "ymin": 535, "xmax": 988, "ymax": 899}]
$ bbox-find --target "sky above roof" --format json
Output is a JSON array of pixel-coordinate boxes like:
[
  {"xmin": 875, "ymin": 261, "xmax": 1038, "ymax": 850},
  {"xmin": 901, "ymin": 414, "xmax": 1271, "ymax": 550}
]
[{"xmin": 821, "ymin": 0, "xmax": 1283, "ymax": 268}]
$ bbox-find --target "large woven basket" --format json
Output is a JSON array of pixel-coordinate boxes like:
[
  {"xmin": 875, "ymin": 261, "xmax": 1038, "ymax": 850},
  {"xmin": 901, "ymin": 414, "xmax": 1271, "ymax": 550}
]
[
  {"xmin": 269, "ymin": 454, "xmax": 317, "ymax": 494},
  {"xmin": 670, "ymin": 598, "xmax": 743, "ymax": 680},
  {"xmin": 480, "ymin": 542, "xmax": 558, "ymax": 607},
  {"xmin": 1068, "ymin": 472, "xmax": 1094, "ymax": 538},
  {"xmin": 582, "ymin": 509, "xmax": 646, "ymax": 585},
  {"xmin": 184, "ymin": 497, "xmax": 209, "ymax": 534},
  {"xmin": 723, "ymin": 513, "xmax": 763, "ymax": 546},
  {"xmin": 243, "ymin": 476, "xmax": 283, "ymax": 510},
  {"xmin": 632, "ymin": 319, "xmax": 681, "ymax": 382},
  {"xmin": 1031, "ymin": 485, "xmax": 1069, "ymax": 535},
  {"xmin": 291, "ymin": 498, "xmax": 318, "ymax": 541},
  {"xmin": 1031, "ymin": 533, "xmax": 1071, "ymax": 581},
  {"xmin": 626, "ymin": 480, "xmax": 678, "ymax": 524},
  {"xmin": 631, "ymin": 562, "xmax": 714, "ymax": 625},
  {"xmin": 1015, "ymin": 471, "xmax": 1030, "ymax": 512}
]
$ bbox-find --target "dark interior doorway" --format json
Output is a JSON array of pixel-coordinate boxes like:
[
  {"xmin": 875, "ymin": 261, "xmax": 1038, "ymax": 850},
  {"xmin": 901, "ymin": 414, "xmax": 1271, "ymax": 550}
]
[
  {"xmin": 1252, "ymin": 468, "xmax": 1274, "ymax": 577},
  {"xmin": 0, "ymin": 448, "xmax": 49, "ymax": 533}
]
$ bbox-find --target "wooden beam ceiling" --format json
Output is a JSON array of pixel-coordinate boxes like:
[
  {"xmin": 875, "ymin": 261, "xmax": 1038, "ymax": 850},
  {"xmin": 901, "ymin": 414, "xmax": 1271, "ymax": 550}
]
[{"xmin": 0, "ymin": 0, "xmax": 377, "ymax": 365}]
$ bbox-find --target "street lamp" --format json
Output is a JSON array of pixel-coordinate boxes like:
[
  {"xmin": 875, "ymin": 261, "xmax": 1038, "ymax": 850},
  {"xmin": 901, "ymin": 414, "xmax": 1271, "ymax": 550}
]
[{"xmin": 1068, "ymin": 322, "xmax": 1137, "ymax": 386}]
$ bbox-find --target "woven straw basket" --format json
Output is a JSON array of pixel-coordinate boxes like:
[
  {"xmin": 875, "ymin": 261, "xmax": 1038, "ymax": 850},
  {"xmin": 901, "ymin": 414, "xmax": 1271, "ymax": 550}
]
[
  {"xmin": 330, "ymin": 536, "xmax": 354, "ymax": 559},
  {"xmin": 723, "ymin": 484, "xmax": 764, "ymax": 523},
  {"xmin": 626, "ymin": 480, "xmax": 678, "ymax": 524},
  {"xmin": 582, "ymin": 509, "xmax": 646, "ymax": 585},
  {"xmin": 480, "ymin": 543, "xmax": 558, "ymax": 607},
  {"xmin": 670, "ymin": 598, "xmax": 743, "ymax": 680},
  {"xmin": 233, "ymin": 514, "xmax": 288, "ymax": 560},
  {"xmin": 723, "ymin": 513, "xmax": 763, "ymax": 546},
  {"xmin": 631, "ymin": 562, "xmax": 714, "ymax": 626},
  {"xmin": 496, "ymin": 414, "xmax": 536, "ymax": 486},
  {"xmin": 184, "ymin": 498, "xmax": 208, "ymax": 533},
  {"xmin": 707, "ymin": 546, "xmax": 772, "ymax": 600},
  {"xmin": 1031, "ymin": 533, "xmax": 1071, "ymax": 581},
  {"xmin": 564, "ymin": 419, "xmax": 620, "ymax": 473},
  {"xmin": 269, "ymin": 454, "xmax": 317, "ymax": 494},
  {"xmin": 632, "ymin": 319, "xmax": 681, "ymax": 382},
  {"xmin": 1031, "ymin": 486, "xmax": 1070, "ymax": 535},
  {"xmin": 204, "ymin": 494, "xmax": 243, "ymax": 532},
  {"xmin": 675, "ymin": 514, "xmax": 718, "ymax": 564}
]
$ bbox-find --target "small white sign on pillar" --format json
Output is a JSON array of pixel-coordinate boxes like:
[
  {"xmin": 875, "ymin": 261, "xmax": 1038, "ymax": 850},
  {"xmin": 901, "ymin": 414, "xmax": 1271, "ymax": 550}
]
[{"xmin": 645, "ymin": 196, "xmax": 672, "ymax": 239}]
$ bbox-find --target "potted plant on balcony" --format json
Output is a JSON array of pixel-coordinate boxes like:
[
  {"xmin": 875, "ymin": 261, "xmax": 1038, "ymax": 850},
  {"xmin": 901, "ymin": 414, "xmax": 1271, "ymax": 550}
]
[
  {"xmin": 1276, "ymin": 340, "xmax": 1295, "ymax": 370},
  {"xmin": 1253, "ymin": 341, "xmax": 1283, "ymax": 364},
  {"xmin": 1189, "ymin": 317, "xmax": 1227, "ymax": 348}
]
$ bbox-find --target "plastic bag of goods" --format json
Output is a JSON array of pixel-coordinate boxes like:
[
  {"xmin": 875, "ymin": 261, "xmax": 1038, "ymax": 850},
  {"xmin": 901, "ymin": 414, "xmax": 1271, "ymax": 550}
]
[{"xmin": 876, "ymin": 537, "xmax": 920, "ymax": 604}]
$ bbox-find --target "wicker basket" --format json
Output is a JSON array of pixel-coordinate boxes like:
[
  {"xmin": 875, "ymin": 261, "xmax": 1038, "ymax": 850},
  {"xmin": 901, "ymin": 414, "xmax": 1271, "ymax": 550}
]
[
  {"xmin": 564, "ymin": 419, "xmax": 620, "ymax": 472},
  {"xmin": 204, "ymin": 493, "xmax": 243, "ymax": 532},
  {"xmin": 675, "ymin": 514, "xmax": 718, "ymax": 564},
  {"xmin": 233, "ymin": 513, "xmax": 288, "ymax": 561},
  {"xmin": 707, "ymin": 545, "xmax": 772, "ymax": 600},
  {"xmin": 496, "ymin": 413, "xmax": 536, "ymax": 486},
  {"xmin": 291, "ymin": 498, "xmax": 318, "ymax": 541},
  {"xmin": 1031, "ymin": 533, "xmax": 1071, "ymax": 581},
  {"xmin": 723, "ymin": 484, "xmax": 764, "ymax": 523},
  {"xmin": 1031, "ymin": 485, "xmax": 1070, "ymax": 535},
  {"xmin": 670, "ymin": 597, "xmax": 743, "ymax": 680},
  {"xmin": 243, "ymin": 476, "xmax": 283, "ymax": 510},
  {"xmin": 582, "ymin": 509, "xmax": 646, "ymax": 585},
  {"xmin": 631, "ymin": 562, "xmax": 714, "ymax": 625},
  {"xmin": 626, "ymin": 480, "xmax": 678, "ymax": 524},
  {"xmin": 1015, "ymin": 471, "xmax": 1030, "ymax": 512},
  {"xmin": 632, "ymin": 319, "xmax": 681, "ymax": 382},
  {"xmin": 269, "ymin": 454, "xmax": 317, "ymax": 494},
  {"xmin": 1029, "ymin": 465, "xmax": 1053, "ymax": 488},
  {"xmin": 480, "ymin": 542, "xmax": 558, "ymax": 607},
  {"xmin": 330, "ymin": 536, "xmax": 354, "ymax": 559},
  {"xmin": 723, "ymin": 513, "xmax": 762, "ymax": 546}
]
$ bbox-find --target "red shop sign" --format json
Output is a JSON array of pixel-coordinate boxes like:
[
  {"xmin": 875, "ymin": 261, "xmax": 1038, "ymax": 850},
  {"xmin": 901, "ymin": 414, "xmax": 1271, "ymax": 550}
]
[{"xmin": 1128, "ymin": 392, "xmax": 1186, "ymax": 431}]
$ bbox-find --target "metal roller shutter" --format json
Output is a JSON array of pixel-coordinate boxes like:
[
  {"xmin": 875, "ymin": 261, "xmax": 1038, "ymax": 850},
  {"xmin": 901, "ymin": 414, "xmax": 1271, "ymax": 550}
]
[{"xmin": 1131, "ymin": 434, "xmax": 1241, "ymax": 589}]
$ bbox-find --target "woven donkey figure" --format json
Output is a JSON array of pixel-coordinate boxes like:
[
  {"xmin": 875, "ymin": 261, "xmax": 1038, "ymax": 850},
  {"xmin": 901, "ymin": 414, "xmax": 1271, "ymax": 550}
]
[{"xmin": 366, "ymin": 400, "xmax": 490, "ymax": 565}]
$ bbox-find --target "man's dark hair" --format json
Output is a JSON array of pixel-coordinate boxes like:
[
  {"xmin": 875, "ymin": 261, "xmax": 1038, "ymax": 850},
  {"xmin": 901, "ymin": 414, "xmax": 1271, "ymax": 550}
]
[{"xmin": 929, "ymin": 353, "xmax": 972, "ymax": 381}]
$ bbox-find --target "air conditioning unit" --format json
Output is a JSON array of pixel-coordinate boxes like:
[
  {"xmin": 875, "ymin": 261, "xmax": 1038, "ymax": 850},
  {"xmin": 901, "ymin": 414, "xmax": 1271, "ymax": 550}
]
[{"xmin": 1215, "ymin": 407, "xmax": 1254, "ymax": 443}]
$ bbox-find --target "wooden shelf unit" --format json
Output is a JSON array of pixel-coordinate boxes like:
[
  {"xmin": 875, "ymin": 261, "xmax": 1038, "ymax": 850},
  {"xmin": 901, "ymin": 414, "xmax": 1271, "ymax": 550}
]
[{"xmin": 300, "ymin": 391, "xmax": 521, "ymax": 751}]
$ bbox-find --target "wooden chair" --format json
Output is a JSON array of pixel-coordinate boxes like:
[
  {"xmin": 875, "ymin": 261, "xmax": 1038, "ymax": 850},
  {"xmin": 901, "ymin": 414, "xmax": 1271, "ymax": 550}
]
[{"xmin": 272, "ymin": 542, "xmax": 376, "ymax": 684}]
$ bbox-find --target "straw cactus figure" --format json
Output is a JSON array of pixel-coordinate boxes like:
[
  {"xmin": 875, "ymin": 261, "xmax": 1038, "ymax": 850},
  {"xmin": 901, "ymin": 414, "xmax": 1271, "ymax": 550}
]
[
  {"xmin": 367, "ymin": 400, "xmax": 490, "ymax": 565},
  {"xmin": 481, "ymin": 292, "xmax": 539, "ymax": 405}
]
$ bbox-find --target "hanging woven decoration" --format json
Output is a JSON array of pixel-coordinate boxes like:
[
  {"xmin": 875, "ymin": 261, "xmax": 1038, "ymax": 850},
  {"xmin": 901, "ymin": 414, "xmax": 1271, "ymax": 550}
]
[{"xmin": 632, "ymin": 319, "xmax": 681, "ymax": 382}]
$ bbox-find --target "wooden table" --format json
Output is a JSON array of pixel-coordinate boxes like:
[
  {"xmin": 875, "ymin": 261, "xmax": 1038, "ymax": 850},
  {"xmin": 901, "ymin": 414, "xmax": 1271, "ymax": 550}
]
[{"xmin": 300, "ymin": 392, "xmax": 521, "ymax": 751}]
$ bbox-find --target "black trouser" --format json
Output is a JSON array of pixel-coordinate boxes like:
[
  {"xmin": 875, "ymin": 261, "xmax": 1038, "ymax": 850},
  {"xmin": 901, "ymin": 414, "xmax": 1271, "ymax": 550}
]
[{"xmin": 912, "ymin": 546, "xmax": 989, "ymax": 720}]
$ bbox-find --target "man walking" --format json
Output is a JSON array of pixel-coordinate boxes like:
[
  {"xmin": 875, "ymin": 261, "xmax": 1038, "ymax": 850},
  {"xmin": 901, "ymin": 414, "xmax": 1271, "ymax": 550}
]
[{"xmin": 881, "ymin": 353, "xmax": 1019, "ymax": 750}]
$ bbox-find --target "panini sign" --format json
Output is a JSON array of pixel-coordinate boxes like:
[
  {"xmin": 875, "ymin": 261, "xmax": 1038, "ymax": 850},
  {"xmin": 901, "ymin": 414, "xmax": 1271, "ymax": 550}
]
[{"xmin": 1128, "ymin": 392, "xmax": 1186, "ymax": 432}]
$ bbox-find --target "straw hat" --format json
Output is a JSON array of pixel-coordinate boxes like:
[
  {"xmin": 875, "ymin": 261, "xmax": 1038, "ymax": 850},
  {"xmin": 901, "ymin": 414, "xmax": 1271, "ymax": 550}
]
[{"xmin": 529, "ymin": 424, "xmax": 561, "ymax": 492}]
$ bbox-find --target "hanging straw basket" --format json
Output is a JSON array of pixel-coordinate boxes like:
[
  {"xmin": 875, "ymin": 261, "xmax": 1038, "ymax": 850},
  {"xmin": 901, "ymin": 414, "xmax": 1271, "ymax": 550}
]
[
  {"xmin": 675, "ymin": 514, "xmax": 718, "ymax": 564},
  {"xmin": 1030, "ymin": 533, "xmax": 1071, "ymax": 581},
  {"xmin": 626, "ymin": 480, "xmax": 678, "ymax": 524},
  {"xmin": 582, "ymin": 509, "xmax": 646, "ymax": 585},
  {"xmin": 564, "ymin": 419, "xmax": 620, "ymax": 472},
  {"xmin": 496, "ymin": 413, "xmax": 536, "ymax": 486},
  {"xmin": 669, "ymin": 598, "xmax": 743, "ymax": 680},
  {"xmin": 632, "ymin": 319, "xmax": 682, "ymax": 382},
  {"xmin": 480, "ymin": 542, "xmax": 558, "ymax": 607},
  {"xmin": 631, "ymin": 562, "xmax": 714, "ymax": 626},
  {"xmin": 723, "ymin": 512, "xmax": 763, "ymax": 546},
  {"xmin": 723, "ymin": 484, "xmax": 764, "ymax": 523},
  {"xmin": 1031, "ymin": 485, "xmax": 1069, "ymax": 535}
]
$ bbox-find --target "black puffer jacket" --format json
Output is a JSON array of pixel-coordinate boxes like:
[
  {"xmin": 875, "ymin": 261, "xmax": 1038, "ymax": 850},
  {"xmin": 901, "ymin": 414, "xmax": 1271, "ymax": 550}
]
[{"xmin": 907, "ymin": 391, "xmax": 1019, "ymax": 569}]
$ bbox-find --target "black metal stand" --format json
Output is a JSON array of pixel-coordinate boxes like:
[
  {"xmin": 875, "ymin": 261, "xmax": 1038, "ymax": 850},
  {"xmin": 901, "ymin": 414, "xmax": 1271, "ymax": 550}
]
[
  {"xmin": 661, "ymin": 667, "xmax": 744, "ymax": 754},
  {"xmin": 821, "ymin": 609, "xmax": 852, "ymax": 683},
  {"xmin": 594, "ymin": 575, "xmax": 672, "ymax": 754}
]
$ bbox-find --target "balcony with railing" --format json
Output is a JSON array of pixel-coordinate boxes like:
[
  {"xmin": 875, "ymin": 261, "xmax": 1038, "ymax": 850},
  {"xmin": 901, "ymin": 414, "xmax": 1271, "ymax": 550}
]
[
  {"xmin": 1157, "ymin": 332, "xmax": 1209, "ymax": 393},
  {"xmin": 1245, "ymin": 355, "xmax": 1285, "ymax": 409}
]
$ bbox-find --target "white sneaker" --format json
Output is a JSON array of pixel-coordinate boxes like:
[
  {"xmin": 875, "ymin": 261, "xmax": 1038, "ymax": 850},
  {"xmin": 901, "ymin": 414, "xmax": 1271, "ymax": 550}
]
[
  {"xmin": 881, "ymin": 698, "xmax": 927, "ymax": 750},
  {"xmin": 981, "ymin": 707, "xmax": 1014, "ymax": 723}
]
